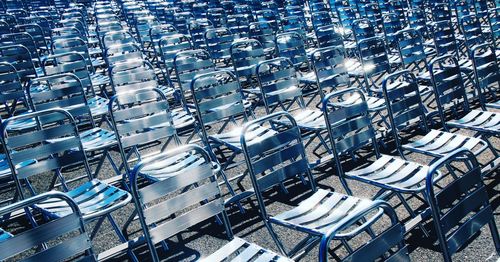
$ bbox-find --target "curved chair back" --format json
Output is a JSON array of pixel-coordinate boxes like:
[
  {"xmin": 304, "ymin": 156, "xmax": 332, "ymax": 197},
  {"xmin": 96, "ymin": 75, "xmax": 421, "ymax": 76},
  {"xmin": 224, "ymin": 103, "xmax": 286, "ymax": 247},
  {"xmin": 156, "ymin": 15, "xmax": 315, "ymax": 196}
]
[
  {"xmin": 311, "ymin": 46, "xmax": 351, "ymax": 95},
  {"xmin": 204, "ymin": 27, "xmax": 235, "ymax": 61},
  {"xmin": 109, "ymin": 59, "xmax": 158, "ymax": 93},
  {"xmin": 316, "ymin": 25, "xmax": 344, "ymax": 48},
  {"xmin": 0, "ymin": 44, "xmax": 39, "ymax": 82},
  {"xmin": 0, "ymin": 62, "xmax": 25, "ymax": 116},
  {"xmin": 471, "ymin": 43, "xmax": 500, "ymax": 109},
  {"xmin": 230, "ymin": 39, "xmax": 266, "ymax": 81},
  {"xmin": 275, "ymin": 32, "xmax": 308, "ymax": 69},
  {"xmin": 188, "ymin": 18, "xmax": 213, "ymax": 49}
]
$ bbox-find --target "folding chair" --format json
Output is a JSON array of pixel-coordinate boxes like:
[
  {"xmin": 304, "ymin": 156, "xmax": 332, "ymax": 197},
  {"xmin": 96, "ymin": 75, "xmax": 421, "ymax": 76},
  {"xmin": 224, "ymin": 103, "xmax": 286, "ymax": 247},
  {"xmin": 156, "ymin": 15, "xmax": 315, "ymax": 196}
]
[
  {"xmin": 230, "ymin": 39, "xmax": 267, "ymax": 91},
  {"xmin": 190, "ymin": 70, "xmax": 275, "ymax": 208},
  {"xmin": 256, "ymin": 57, "xmax": 329, "ymax": 157},
  {"xmin": 425, "ymin": 148, "xmax": 500, "ymax": 262},
  {"xmin": 0, "ymin": 108, "xmax": 133, "ymax": 259},
  {"xmin": 188, "ymin": 18, "xmax": 214, "ymax": 49},
  {"xmin": 204, "ymin": 27, "xmax": 235, "ymax": 65},
  {"xmin": 471, "ymin": 43, "xmax": 500, "ymax": 110},
  {"xmin": 0, "ymin": 192, "xmax": 97, "ymax": 261},
  {"xmin": 381, "ymin": 70, "xmax": 489, "ymax": 162},
  {"xmin": 323, "ymin": 88, "xmax": 440, "ymax": 234},
  {"xmin": 249, "ymin": 21, "xmax": 277, "ymax": 57},
  {"xmin": 240, "ymin": 111, "xmax": 395, "ymax": 260},
  {"xmin": 128, "ymin": 144, "xmax": 291, "ymax": 262}
]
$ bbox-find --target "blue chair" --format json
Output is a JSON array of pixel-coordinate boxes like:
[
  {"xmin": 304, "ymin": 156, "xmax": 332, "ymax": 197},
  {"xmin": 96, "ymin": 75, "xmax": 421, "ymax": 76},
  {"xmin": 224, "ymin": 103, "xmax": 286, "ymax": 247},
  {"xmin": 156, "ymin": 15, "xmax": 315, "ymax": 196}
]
[
  {"xmin": 425, "ymin": 148, "xmax": 500, "ymax": 262},
  {"xmin": 0, "ymin": 108, "xmax": 133, "ymax": 258},
  {"xmin": 381, "ymin": 70, "xmax": 489, "ymax": 161},
  {"xmin": 133, "ymin": 15, "xmax": 160, "ymax": 56},
  {"xmin": 249, "ymin": 21, "xmax": 277, "ymax": 57},
  {"xmin": 129, "ymin": 144, "xmax": 292, "ymax": 262},
  {"xmin": 471, "ymin": 43, "xmax": 500, "ymax": 109},
  {"xmin": 239, "ymin": 111, "xmax": 393, "ymax": 260},
  {"xmin": 431, "ymin": 21, "xmax": 474, "ymax": 72},
  {"xmin": 158, "ymin": 33, "xmax": 193, "ymax": 83},
  {"xmin": 204, "ymin": 27, "xmax": 236, "ymax": 64},
  {"xmin": 488, "ymin": 8, "xmax": 500, "ymax": 55},
  {"xmin": 0, "ymin": 192, "xmax": 97, "ymax": 261},
  {"xmin": 230, "ymin": 39, "xmax": 267, "ymax": 90},
  {"xmin": 188, "ymin": 18, "xmax": 214, "ymax": 49}
]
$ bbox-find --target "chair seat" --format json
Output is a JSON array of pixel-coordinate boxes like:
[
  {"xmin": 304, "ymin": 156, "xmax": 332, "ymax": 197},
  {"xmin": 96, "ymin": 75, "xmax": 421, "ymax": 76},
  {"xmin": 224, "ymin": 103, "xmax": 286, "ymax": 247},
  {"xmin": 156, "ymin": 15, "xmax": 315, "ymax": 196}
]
[
  {"xmin": 446, "ymin": 110, "xmax": 500, "ymax": 134},
  {"xmin": 88, "ymin": 96, "xmax": 109, "ymax": 116},
  {"xmin": 90, "ymin": 73, "xmax": 110, "ymax": 86},
  {"xmin": 334, "ymin": 92, "xmax": 386, "ymax": 111},
  {"xmin": 172, "ymin": 107, "xmax": 196, "ymax": 129},
  {"xmin": 0, "ymin": 228, "xmax": 12, "ymax": 242},
  {"xmin": 298, "ymin": 71, "xmax": 317, "ymax": 84},
  {"xmin": 270, "ymin": 189, "xmax": 374, "ymax": 235},
  {"xmin": 210, "ymin": 124, "xmax": 277, "ymax": 151},
  {"xmin": 345, "ymin": 58, "xmax": 364, "ymax": 76},
  {"xmin": 293, "ymin": 109, "xmax": 326, "ymax": 130},
  {"xmin": 201, "ymin": 237, "xmax": 292, "ymax": 262},
  {"xmin": 139, "ymin": 151, "xmax": 214, "ymax": 181},
  {"xmin": 91, "ymin": 57, "xmax": 106, "ymax": 68},
  {"xmin": 79, "ymin": 127, "xmax": 117, "ymax": 151},
  {"xmin": 486, "ymin": 100, "xmax": 500, "ymax": 109},
  {"xmin": 36, "ymin": 179, "xmax": 131, "ymax": 220},
  {"xmin": 402, "ymin": 129, "xmax": 488, "ymax": 157},
  {"xmin": 346, "ymin": 155, "xmax": 436, "ymax": 193}
]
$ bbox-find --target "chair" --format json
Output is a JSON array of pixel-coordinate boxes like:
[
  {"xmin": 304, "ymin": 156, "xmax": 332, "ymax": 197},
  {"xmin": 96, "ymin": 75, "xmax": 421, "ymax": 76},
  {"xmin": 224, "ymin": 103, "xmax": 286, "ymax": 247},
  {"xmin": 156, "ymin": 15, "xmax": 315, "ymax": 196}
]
[
  {"xmin": 249, "ymin": 21, "xmax": 277, "ymax": 57},
  {"xmin": 1, "ymin": 32, "xmax": 42, "ymax": 66},
  {"xmin": 188, "ymin": 18, "xmax": 214, "ymax": 49},
  {"xmin": 323, "ymin": 88, "xmax": 438, "ymax": 233},
  {"xmin": 315, "ymin": 25, "xmax": 344, "ymax": 48},
  {"xmin": 425, "ymin": 148, "xmax": 500, "ymax": 262},
  {"xmin": 129, "ymin": 144, "xmax": 292, "ymax": 262},
  {"xmin": 14, "ymin": 24, "xmax": 50, "ymax": 55},
  {"xmin": 230, "ymin": 39, "xmax": 267, "ymax": 90},
  {"xmin": 204, "ymin": 27, "xmax": 235, "ymax": 64},
  {"xmin": 0, "ymin": 192, "xmax": 97, "ymax": 261},
  {"xmin": 52, "ymin": 37, "xmax": 106, "ymax": 69},
  {"xmin": 431, "ymin": 21, "xmax": 474, "ymax": 72},
  {"xmin": 190, "ymin": 70, "xmax": 275, "ymax": 207},
  {"xmin": 471, "ymin": 43, "xmax": 500, "ymax": 109},
  {"xmin": 256, "ymin": 57, "xmax": 328, "ymax": 155},
  {"xmin": 239, "ymin": 111, "xmax": 394, "ymax": 260},
  {"xmin": 0, "ymin": 108, "xmax": 132, "ymax": 258},
  {"xmin": 157, "ymin": 33, "xmax": 193, "ymax": 83},
  {"xmin": 381, "ymin": 70, "xmax": 489, "ymax": 161}
]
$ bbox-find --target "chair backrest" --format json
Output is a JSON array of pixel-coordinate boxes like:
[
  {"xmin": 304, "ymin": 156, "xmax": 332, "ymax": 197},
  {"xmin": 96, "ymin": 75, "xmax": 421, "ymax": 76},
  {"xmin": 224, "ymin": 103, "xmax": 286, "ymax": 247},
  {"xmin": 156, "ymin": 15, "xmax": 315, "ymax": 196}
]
[
  {"xmin": 358, "ymin": 36, "xmax": 391, "ymax": 90},
  {"xmin": 352, "ymin": 18, "xmax": 376, "ymax": 43},
  {"xmin": 207, "ymin": 7, "xmax": 227, "ymax": 27},
  {"xmin": 130, "ymin": 144, "xmax": 230, "ymax": 262},
  {"xmin": 429, "ymin": 54, "xmax": 470, "ymax": 126},
  {"xmin": 396, "ymin": 28, "xmax": 428, "ymax": 70},
  {"xmin": 381, "ymin": 70, "xmax": 429, "ymax": 153},
  {"xmin": 188, "ymin": 18, "xmax": 213, "ymax": 49},
  {"xmin": 256, "ymin": 57, "xmax": 305, "ymax": 113},
  {"xmin": 1, "ymin": 108, "xmax": 92, "ymax": 196},
  {"xmin": 1, "ymin": 32, "xmax": 41, "ymax": 64},
  {"xmin": 311, "ymin": 46, "xmax": 351, "ymax": 95},
  {"xmin": 248, "ymin": 21, "xmax": 276, "ymax": 53},
  {"xmin": 382, "ymin": 12, "xmax": 404, "ymax": 47},
  {"xmin": 275, "ymin": 32, "xmax": 308, "ymax": 69},
  {"xmin": 15, "ymin": 24, "xmax": 49, "ymax": 52},
  {"xmin": 52, "ymin": 37, "xmax": 94, "ymax": 72},
  {"xmin": 471, "ymin": 43, "xmax": 500, "ymax": 109},
  {"xmin": 134, "ymin": 15, "xmax": 159, "ymax": 49},
  {"xmin": 109, "ymin": 88, "xmax": 179, "ymax": 178},
  {"xmin": 407, "ymin": 7, "xmax": 428, "ymax": 36},
  {"xmin": 149, "ymin": 23, "xmax": 177, "ymax": 54},
  {"xmin": 190, "ymin": 70, "xmax": 248, "ymax": 140},
  {"xmin": 0, "ymin": 192, "xmax": 96, "ymax": 261},
  {"xmin": 0, "ymin": 62, "xmax": 25, "ymax": 116},
  {"xmin": 311, "ymin": 10, "xmax": 334, "ymax": 32},
  {"xmin": 336, "ymin": 5, "xmax": 357, "ymax": 31},
  {"xmin": 281, "ymin": 15, "xmax": 307, "ymax": 35},
  {"xmin": 316, "ymin": 25, "xmax": 344, "ymax": 48},
  {"xmin": 204, "ymin": 27, "xmax": 235, "ymax": 61},
  {"xmin": 0, "ymin": 44, "xmax": 38, "ymax": 82},
  {"xmin": 240, "ymin": 111, "xmax": 315, "ymax": 218},
  {"xmin": 158, "ymin": 33, "xmax": 193, "ymax": 70},
  {"xmin": 230, "ymin": 39, "xmax": 266, "ymax": 80},
  {"xmin": 460, "ymin": 14, "xmax": 485, "ymax": 57},
  {"xmin": 426, "ymin": 148, "xmax": 499, "ymax": 261},
  {"xmin": 322, "ymin": 88, "xmax": 379, "ymax": 172},
  {"xmin": 431, "ymin": 20, "xmax": 459, "ymax": 57},
  {"xmin": 102, "ymin": 30, "xmax": 136, "ymax": 50},
  {"xmin": 226, "ymin": 14, "xmax": 250, "ymax": 38},
  {"xmin": 433, "ymin": 2, "xmax": 452, "ymax": 22},
  {"xmin": 256, "ymin": 9, "xmax": 280, "ymax": 31},
  {"xmin": 110, "ymin": 59, "xmax": 158, "ymax": 94},
  {"xmin": 488, "ymin": 8, "xmax": 500, "ymax": 50}
]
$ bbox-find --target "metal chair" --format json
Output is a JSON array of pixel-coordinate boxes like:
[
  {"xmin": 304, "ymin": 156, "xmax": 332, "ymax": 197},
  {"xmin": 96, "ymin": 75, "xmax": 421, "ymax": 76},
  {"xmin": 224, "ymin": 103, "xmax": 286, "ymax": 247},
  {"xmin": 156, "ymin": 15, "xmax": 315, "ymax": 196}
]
[
  {"xmin": 471, "ymin": 43, "xmax": 500, "ymax": 109},
  {"xmin": 0, "ymin": 108, "xmax": 133, "ymax": 259},
  {"xmin": 230, "ymin": 38, "xmax": 267, "ymax": 91},
  {"xmin": 240, "ymin": 111, "xmax": 390, "ymax": 260},
  {"xmin": 130, "ymin": 144, "xmax": 291, "ymax": 262},
  {"xmin": 204, "ymin": 27, "xmax": 235, "ymax": 64},
  {"xmin": 0, "ymin": 192, "xmax": 97, "ymax": 261},
  {"xmin": 425, "ymin": 148, "xmax": 500, "ymax": 262}
]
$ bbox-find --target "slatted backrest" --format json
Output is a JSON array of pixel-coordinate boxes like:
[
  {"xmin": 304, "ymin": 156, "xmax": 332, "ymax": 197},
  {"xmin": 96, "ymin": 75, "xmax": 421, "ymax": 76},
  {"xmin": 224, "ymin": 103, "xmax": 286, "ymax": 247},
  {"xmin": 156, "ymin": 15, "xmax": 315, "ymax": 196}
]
[
  {"xmin": 190, "ymin": 70, "xmax": 247, "ymax": 128},
  {"xmin": 134, "ymin": 15, "xmax": 159, "ymax": 47},
  {"xmin": 173, "ymin": 49, "xmax": 215, "ymax": 95},
  {"xmin": 15, "ymin": 24, "xmax": 49, "ymax": 52},
  {"xmin": 256, "ymin": 9, "xmax": 280, "ymax": 31},
  {"xmin": 433, "ymin": 2, "xmax": 452, "ymax": 22},
  {"xmin": 230, "ymin": 39, "xmax": 266, "ymax": 79},
  {"xmin": 42, "ymin": 52, "xmax": 95, "ymax": 95},
  {"xmin": 311, "ymin": 10, "xmax": 334, "ymax": 31},
  {"xmin": 102, "ymin": 30, "xmax": 136, "ymax": 50},
  {"xmin": 173, "ymin": 11, "xmax": 193, "ymax": 34},
  {"xmin": 207, "ymin": 8, "xmax": 227, "ymax": 27},
  {"xmin": 0, "ymin": 62, "xmax": 24, "ymax": 114},
  {"xmin": 275, "ymin": 32, "xmax": 308, "ymax": 69},
  {"xmin": 158, "ymin": 33, "xmax": 192, "ymax": 70},
  {"xmin": 322, "ymin": 88, "xmax": 377, "ymax": 157},
  {"xmin": 204, "ymin": 27, "xmax": 235, "ymax": 60},
  {"xmin": 257, "ymin": 57, "xmax": 304, "ymax": 113},
  {"xmin": 149, "ymin": 23, "xmax": 177, "ymax": 54},
  {"xmin": 130, "ymin": 145, "xmax": 227, "ymax": 261},
  {"xmin": 336, "ymin": 6, "xmax": 357, "ymax": 30},
  {"xmin": 188, "ymin": 18, "xmax": 213, "ymax": 48},
  {"xmin": 1, "ymin": 32, "xmax": 40, "ymax": 63},
  {"xmin": 52, "ymin": 37, "xmax": 93, "ymax": 70},
  {"xmin": 407, "ymin": 7, "xmax": 427, "ymax": 34},
  {"xmin": 426, "ymin": 148, "xmax": 497, "ymax": 259},
  {"xmin": 381, "ymin": 70, "xmax": 428, "ymax": 138},
  {"xmin": 315, "ymin": 24, "xmax": 344, "ymax": 48},
  {"xmin": 352, "ymin": 18, "xmax": 376, "ymax": 43},
  {"xmin": 0, "ymin": 44, "xmax": 38, "ymax": 82},
  {"xmin": 249, "ymin": 21, "xmax": 276, "ymax": 51},
  {"xmin": 226, "ymin": 14, "xmax": 250, "ymax": 38},
  {"xmin": 1, "ymin": 108, "xmax": 92, "ymax": 193},
  {"xmin": 0, "ymin": 192, "xmax": 96, "ymax": 261},
  {"xmin": 312, "ymin": 46, "xmax": 350, "ymax": 94},
  {"xmin": 471, "ymin": 43, "xmax": 500, "ymax": 108},
  {"xmin": 104, "ymin": 43, "xmax": 144, "ymax": 68},
  {"xmin": 489, "ymin": 8, "xmax": 500, "ymax": 49},
  {"xmin": 110, "ymin": 59, "xmax": 158, "ymax": 94},
  {"xmin": 396, "ymin": 28, "xmax": 427, "ymax": 68},
  {"xmin": 460, "ymin": 14, "xmax": 485, "ymax": 57},
  {"xmin": 429, "ymin": 54, "xmax": 470, "ymax": 123},
  {"xmin": 281, "ymin": 15, "xmax": 307, "ymax": 35},
  {"xmin": 432, "ymin": 20, "xmax": 459, "ymax": 56},
  {"xmin": 358, "ymin": 36, "xmax": 391, "ymax": 79},
  {"xmin": 363, "ymin": 2, "xmax": 383, "ymax": 28},
  {"xmin": 241, "ymin": 112, "xmax": 315, "ymax": 211},
  {"xmin": 109, "ymin": 88, "xmax": 178, "ymax": 174},
  {"xmin": 382, "ymin": 12, "xmax": 403, "ymax": 46}
]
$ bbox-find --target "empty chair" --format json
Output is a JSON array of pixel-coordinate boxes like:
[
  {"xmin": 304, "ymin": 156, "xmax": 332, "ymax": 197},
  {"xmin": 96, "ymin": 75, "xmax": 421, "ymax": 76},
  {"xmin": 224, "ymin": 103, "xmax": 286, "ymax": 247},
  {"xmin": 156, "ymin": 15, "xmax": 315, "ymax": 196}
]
[
  {"xmin": 471, "ymin": 43, "xmax": 500, "ymax": 109},
  {"xmin": 129, "ymin": 144, "xmax": 292, "ymax": 262},
  {"xmin": 230, "ymin": 39, "xmax": 267, "ymax": 90},
  {"xmin": 157, "ymin": 33, "xmax": 193, "ymax": 82},
  {"xmin": 249, "ymin": 21, "xmax": 277, "ymax": 57},
  {"xmin": 0, "ymin": 192, "xmax": 97, "ymax": 261},
  {"xmin": 425, "ymin": 148, "xmax": 500, "ymax": 262},
  {"xmin": 52, "ymin": 37, "xmax": 106, "ymax": 69},
  {"xmin": 204, "ymin": 27, "xmax": 235, "ymax": 64},
  {"xmin": 239, "ymin": 111, "xmax": 398, "ymax": 260}
]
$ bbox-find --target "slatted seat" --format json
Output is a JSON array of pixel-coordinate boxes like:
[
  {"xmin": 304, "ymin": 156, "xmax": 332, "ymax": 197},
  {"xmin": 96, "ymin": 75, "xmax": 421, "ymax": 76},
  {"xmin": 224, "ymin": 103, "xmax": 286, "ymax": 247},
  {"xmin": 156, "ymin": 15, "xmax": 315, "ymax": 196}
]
[
  {"xmin": 382, "ymin": 70, "xmax": 489, "ymax": 159},
  {"xmin": 201, "ymin": 237, "xmax": 291, "ymax": 262},
  {"xmin": 446, "ymin": 110, "xmax": 500, "ymax": 134},
  {"xmin": 0, "ymin": 192, "xmax": 97, "ymax": 261},
  {"xmin": 471, "ymin": 43, "xmax": 499, "ymax": 110}
]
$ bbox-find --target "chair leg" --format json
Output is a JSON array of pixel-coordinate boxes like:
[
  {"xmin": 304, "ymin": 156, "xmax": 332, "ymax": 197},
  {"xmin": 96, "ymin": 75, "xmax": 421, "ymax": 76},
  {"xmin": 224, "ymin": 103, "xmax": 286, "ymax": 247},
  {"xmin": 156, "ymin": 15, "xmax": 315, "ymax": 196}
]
[
  {"xmin": 107, "ymin": 214, "xmax": 139, "ymax": 262},
  {"xmin": 488, "ymin": 219, "xmax": 500, "ymax": 254}
]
